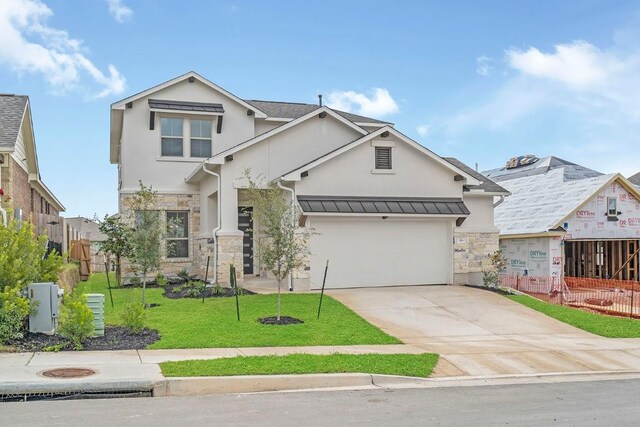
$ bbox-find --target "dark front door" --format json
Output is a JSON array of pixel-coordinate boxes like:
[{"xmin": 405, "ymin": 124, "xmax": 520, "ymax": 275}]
[{"xmin": 238, "ymin": 207, "xmax": 254, "ymax": 274}]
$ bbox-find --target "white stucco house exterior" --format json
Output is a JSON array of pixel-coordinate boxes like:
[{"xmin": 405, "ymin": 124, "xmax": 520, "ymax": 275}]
[{"xmin": 110, "ymin": 71, "xmax": 506, "ymax": 288}]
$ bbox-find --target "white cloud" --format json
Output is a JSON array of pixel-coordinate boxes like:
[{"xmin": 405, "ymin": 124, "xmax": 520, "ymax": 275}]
[
  {"xmin": 327, "ymin": 88, "xmax": 399, "ymax": 117},
  {"xmin": 416, "ymin": 124, "xmax": 430, "ymax": 137},
  {"xmin": 107, "ymin": 0, "xmax": 133, "ymax": 23},
  {"xmin": 0, "ymin": 0, "xmax": 126, "ymax": 98},
  {"xmin": 476, "ymin": 55, "xmax": 493, "ymax": 76},
  {"xmin": 506, "ymin": 41, "xmax": 613, "ymax": 89}
]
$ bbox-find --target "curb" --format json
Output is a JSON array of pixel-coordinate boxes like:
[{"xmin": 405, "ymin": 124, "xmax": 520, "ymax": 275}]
[{"xmin": 155, "ymin": 370, "xmax": 640, "ymax": 397}]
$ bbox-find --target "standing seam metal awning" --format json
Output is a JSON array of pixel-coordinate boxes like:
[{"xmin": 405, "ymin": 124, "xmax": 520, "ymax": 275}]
[
  {"xmin": 297, "ymin": 196, "xmax": 470, "ymax": 215},
  {"xmin": 148, "ymin": 99, "xmax": 224, "ymax": 113}
]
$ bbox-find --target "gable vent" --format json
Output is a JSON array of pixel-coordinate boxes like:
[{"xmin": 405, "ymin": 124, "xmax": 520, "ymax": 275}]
[{"xmin": 375, "ymin": 147, "xmax": 392, "ymax": 170}]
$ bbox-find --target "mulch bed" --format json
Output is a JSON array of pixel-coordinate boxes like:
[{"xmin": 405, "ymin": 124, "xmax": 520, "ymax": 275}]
[
  {"xmin": 464, "ymin": 284, "xmax": 514, "ymax": 296},
  {"xmin": 163, "ymin": 283, "xmax": 256, "ymax": 299},
  {"xmin": 7, "ymin": 326, "xmax": 160, "ymax": 352},
  {"xmin": 258, "ymin": 316, "xmax": 304, "ymax": 325}
]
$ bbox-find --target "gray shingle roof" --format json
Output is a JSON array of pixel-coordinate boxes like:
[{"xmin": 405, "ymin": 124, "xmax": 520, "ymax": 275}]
[
  {"xmin": 629, "ymin": 172, "xmax": 640, "ymax": 186},
  {"xmin": 297, "ymin": 196, "xmax": 470, "ymax": 215},
  {"xmin": 482, "ymin": 156, "xmax": 602, "ymax": 182},
  {"xmin": 443, "ymin": 157, "xmax": 509, "ymax": 194},
  {"xmin": 0, "ymin": 94, "xmax": 28, "ymax": 149},
  {"xmin": 245, "ymin": 100, "xmax": 391, "ymax": 125}
]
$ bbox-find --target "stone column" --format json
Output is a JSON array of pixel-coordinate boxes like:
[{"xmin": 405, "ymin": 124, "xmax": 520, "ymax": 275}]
[{"xmin": 216, "ymin": 231, "xmax": 244, "ymax": 284}]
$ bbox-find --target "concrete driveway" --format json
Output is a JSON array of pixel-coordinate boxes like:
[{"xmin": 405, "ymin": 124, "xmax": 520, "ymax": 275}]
[{"xmin": 329, "ymin": 285, "xmax": 640, "ymax": 377}]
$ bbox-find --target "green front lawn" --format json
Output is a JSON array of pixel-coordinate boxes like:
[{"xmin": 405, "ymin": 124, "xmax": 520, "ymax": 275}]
[
  {"xmin": 160, "ymin": 353, "xmax": 439, "ymax": 377},
  {"xmin": 506, "ymin": 295, "xmax": 640, "ymax": 338},
  {"xmin": 75, "ymin": 274, "xmax": 400, "ymax": 349}
]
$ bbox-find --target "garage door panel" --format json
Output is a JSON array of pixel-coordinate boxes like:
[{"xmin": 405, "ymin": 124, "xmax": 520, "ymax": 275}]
[{"xmin": 309, "ymin": 217, "xmax": 452, "ymax": 289}]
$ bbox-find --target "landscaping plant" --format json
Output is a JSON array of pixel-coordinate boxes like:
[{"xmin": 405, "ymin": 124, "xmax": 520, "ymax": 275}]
[
  {"xmin": 128, "ymin": 182, "xmax": 163, "ymax": 307},
  {"xmin": 0, "ymin": 217, "xmax": 63, "ymax": 343},
  {"xmin": 120, "ymin": 302, "xmax": 146, "ymax": 333},
  {"xmin": 98, "ymin": 214, "xmax": 133, "ymax": 287},
  {"xmin": 482, "ymin": 250, "xmax": 506, "ymax": 288},
  {"xmin": 243, "ymin": 170, "xmax": 313, "ymax": 322},
  {"xmin": 58, "ymin": 293, "xmax": 95, "ymax": 350}
]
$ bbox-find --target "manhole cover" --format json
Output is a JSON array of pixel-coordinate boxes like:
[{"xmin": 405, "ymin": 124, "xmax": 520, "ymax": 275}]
[{"xmin": 40, "ymin": 368, "xmax": 97, "ymax": 379}]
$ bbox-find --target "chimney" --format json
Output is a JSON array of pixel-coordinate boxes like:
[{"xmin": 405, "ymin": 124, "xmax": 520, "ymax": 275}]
[{"xmin": 318, "ymin": 94, "xmax": 323, "ymax": 107}]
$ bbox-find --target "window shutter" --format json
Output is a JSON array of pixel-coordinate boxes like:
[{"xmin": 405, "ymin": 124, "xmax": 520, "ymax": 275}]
[{"xmin": 375, "ymin": 147, "xmax": 392, "ymax": 169}]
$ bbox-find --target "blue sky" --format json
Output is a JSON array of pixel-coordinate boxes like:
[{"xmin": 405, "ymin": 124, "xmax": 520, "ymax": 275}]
[{"xmin": 1, "ymin": 0, "xmax": 639, "ymax": 218}]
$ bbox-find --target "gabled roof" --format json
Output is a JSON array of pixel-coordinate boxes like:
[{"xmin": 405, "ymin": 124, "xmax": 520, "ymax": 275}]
[
  {"xmin": 111, "ymin": 71, "xmax": 267, "ymax": 117},
  {"xmin": 245, "ymin": 100, "xmax": 391, "ymax": 126},
  {"xmin": 0, "ymin": 94, "xmax": 28, "ymax": 149},
  {"xmin": 444, "ymin": 157, "xmax": 509, "ymax": 195},
  {"xmin": 494, "ymin": 169, "xmax": 639, "ymax": 237},
  {"xmin": 281, "ymin": 126, "xmax": 481, "ymax": 186},
  {"xmin": 629, "ymin": 172, "xmax": 640, "ymax": 186},
  {"xmin": 0, "ymin": 94, "xmax": 64, "ymax": 211},
  {"xmin": 483, "ymin": 156, "xmax": 602, "ymax": 183}
]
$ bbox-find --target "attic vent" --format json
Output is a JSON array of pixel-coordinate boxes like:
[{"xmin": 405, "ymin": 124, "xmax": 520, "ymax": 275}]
[{"xmin": 375, "ymin": 147, "xmax": 392, "ymax": 170}]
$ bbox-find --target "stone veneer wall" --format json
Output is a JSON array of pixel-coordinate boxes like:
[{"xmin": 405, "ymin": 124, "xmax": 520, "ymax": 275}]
[
  {"xmin": 453, "ymin": 231, "xmax": 499, "ymax": 285},
  {"xmin": 120, "ymin": 193, "xmax": 207, "ymax": 277},
  {"xmin": 216, "ymin": 234, "xmax": 243, "ymax": 284}
]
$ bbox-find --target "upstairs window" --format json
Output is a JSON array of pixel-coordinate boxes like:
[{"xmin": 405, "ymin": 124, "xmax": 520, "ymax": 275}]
[
  {"xmin": 166, "ymin": 211, "xmax": 189, "ymax": 258},
  {"xmin": 375, "ymin": 147, "xmax": 392, "ymax": 170},
  {"xmin": 160, "ymin": 117, "xmax": 183, "ymax": 156},
  {"xmin": 190, "ymin": 120, "xmax": 212, "ymax": 158},
  {"xmin": 607, "ymin": 197, "xmax": 618, "ymax": 216}
]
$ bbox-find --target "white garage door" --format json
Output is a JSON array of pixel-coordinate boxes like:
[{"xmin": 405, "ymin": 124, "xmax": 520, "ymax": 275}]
[{"xmin": 309, "ymin": 217, "xmax": 453, "ymax": 289}]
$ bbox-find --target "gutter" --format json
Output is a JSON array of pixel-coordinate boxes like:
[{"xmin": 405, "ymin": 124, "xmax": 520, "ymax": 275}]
[
  {"xmin": 277, "ymin": 179, "xmax": 296, "ymax": 291},
  {"xmin": 202, "ymin": 164, "xmax": 222, "ymax": 284},
  {"xmin": 493, "ymin": 195, "xmax": 505, "ymax": 208}
]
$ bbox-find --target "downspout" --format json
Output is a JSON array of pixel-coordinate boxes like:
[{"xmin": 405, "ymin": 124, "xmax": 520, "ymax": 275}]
[
  {"xmin": 202, "ymin": 163, "xmax": 222, "ymax": 284},
  {"xmin": 493, "ymin": 195, "xmax": 505, "ymax": 208},
  {"xmin": 277, "ymin": 179, "xmax": 296, "ymax": 291}
]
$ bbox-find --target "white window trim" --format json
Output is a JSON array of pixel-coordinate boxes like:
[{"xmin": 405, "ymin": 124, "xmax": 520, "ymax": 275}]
[
  {"xmin": 190, "ymin": 119, "xmax": 213, "ymax": 158},
  {"xmin": 158, "ymin": 115, "xmax": 215, "ymax": 160}
]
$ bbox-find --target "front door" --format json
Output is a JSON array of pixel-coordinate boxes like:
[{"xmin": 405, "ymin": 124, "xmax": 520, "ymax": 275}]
[{"xmin": 238, "ymin": 207, "xmax": 254, "ymax": 274}]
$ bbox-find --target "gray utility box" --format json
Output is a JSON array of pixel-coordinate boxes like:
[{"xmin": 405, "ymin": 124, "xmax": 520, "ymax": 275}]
[{"xmin": 28, "ymin": 283, "xmax": 60, "ymax": 335}]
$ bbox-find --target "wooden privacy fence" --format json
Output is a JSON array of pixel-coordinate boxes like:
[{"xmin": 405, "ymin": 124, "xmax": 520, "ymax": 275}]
[
  {"xmin": 70, "ymin": 239, "xmax": 91, "ymax": 281},
  {"xmin": 500, "ymin": 274, "xmax": 640, "ymax": 318}
]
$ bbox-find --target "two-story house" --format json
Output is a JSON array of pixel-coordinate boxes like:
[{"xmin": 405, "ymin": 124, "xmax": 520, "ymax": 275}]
[
  {"xmin": 0, "ymin": 94, "xmax": 65, "ymax": 252},
  {"xmin": 110, "ymin": 72, "xmax": 507, "ymax": 289}
]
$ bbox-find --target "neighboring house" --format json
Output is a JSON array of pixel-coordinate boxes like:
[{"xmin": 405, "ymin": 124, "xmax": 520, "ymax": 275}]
[
  {"xmin": 484, "ymin": 156, "xmax": 640, "ymax": 281},
  {"xmin": 0, "ymin": 94, "xmax": 65, "ymax": 251},
  {"xmin": 63, "ymin": 216, "xmax": 108, "ymax": 272},
  {"xmin": 629, "ymin": 172, "xmax": 640, "ymax": 187},
  {"xmin": 110, "ymin": 71, "xmax": 505, "ymax": 288}
]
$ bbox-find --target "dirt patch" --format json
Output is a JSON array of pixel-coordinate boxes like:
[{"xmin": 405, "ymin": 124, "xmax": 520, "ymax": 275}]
[
  {"xmin": 7, "ymin": 326, "xmax": 160, "ymax": 352},
  {"xmin": 258, "ymin": 316, "xmax": 304, "ymax": 325},
  {"xmin": 163, "ymin": 283, "xmax": 255, "ymax": 299}
]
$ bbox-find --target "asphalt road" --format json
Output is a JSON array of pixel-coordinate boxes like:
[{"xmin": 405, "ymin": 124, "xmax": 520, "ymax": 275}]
[{"xmin": 3, "ymin": 379, "xmax": 640, "ymax": 426}]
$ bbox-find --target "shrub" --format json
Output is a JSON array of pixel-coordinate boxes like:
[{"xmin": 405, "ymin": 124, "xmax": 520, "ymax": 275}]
[
  {"xmin": 155, "ymin": 272, "xmax": 168, "ymax": 287},
  {"xmin": 482, "ymin": 250, "xmax": 506, "ymax": 288},
  {"xmin": 234, "ymin": 286, "xmax": 249, "ymax": 296},
  {"xmin": 211, "ymin": 283, "xmax": 225, "ymax": 296},
  {"xmin": 120, "ymin": 302, "xmax": 146, "ymax": 333},
  {"xmin": 58, "ymin": 294, "xmax": 94, "ymax": 350},
  {"xmin": 177, "ymin": 268, "xmax": 190, "ymax": 280},
  {"xmin": 58, "ymin": 263, "xmax": 80, "ymax": 295},
  {"xmin": 0, "ymin": 289, "xmax": 30, "ymax": 343},
  {"xmin": 129, "ymin": 276, "xmax": 141, "ymax": 286},
  {"xmin": 183, "ymin": 280, "xmax": 205, "ymax": 298}
]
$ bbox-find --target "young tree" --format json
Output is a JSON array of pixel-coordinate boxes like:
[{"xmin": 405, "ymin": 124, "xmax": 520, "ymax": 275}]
[
  {"xmin": 128, "ymin": 182, "xmax": 162, "ymax": 307},
  {"xmin": 244, "ymin": 171, "xmax": 312, "ymax": 321},
  {"xmin": 97, "ymin": 215, "xmax": 132, "ymax": 287},
  {"xmin": 0, "ymin": 217, "xmax": 63, "ymax": 342}
]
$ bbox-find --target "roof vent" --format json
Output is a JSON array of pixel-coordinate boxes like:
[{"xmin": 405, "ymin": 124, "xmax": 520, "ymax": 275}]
[
  {"xmin": 318, "ymin": 94, "xmax": 323, "ymax": 107},
  {"xmin": 506, "ymin": 154, "xmax": 539, "ymax": 169}
]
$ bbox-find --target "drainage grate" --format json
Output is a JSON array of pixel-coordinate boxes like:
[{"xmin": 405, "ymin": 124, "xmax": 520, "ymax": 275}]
[
  {"xmin": 40, "ymin": 368, "xmax": 97, "ymax": 379},
  {"xmin": 0, "ymin": 389, "xmax": 152, "ymax": 403}
]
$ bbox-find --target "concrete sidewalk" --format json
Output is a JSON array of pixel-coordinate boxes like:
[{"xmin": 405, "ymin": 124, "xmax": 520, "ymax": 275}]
[{"xmin": 0, "ymin": 344, "xmax": 423, "ymax": 397}]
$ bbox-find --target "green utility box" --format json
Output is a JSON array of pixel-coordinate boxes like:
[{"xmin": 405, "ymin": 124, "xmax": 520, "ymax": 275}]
[{"xmin": 86, "ymin": 293, "xmax": 105, "ymax": 337}]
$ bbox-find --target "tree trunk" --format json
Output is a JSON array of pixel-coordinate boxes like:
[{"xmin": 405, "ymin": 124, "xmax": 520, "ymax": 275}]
[
  {"xmin": 277, "ymin": 277, "xmax": 282, "ymax": 321},
  {"xmin": 142, "ymin": 271, "xmax": 147, "ymax": 308},
  {"xmin": 115, "ymin": 254, "xmax": 121, "ymax": 288}
]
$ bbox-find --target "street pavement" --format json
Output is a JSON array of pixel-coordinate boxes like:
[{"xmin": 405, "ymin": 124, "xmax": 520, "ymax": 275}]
[{"xmin": 3, "ymin": 378, "xmax": 640, "ymax": 426}]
